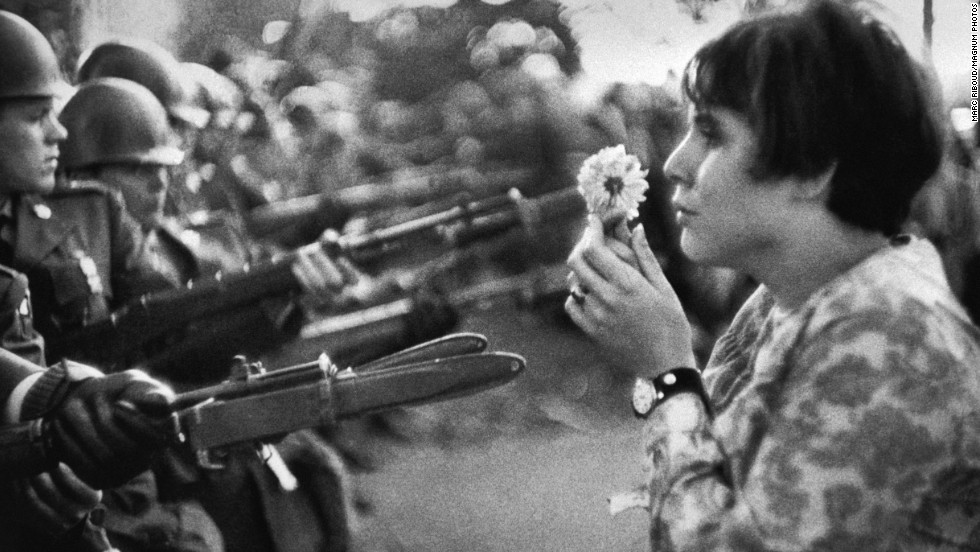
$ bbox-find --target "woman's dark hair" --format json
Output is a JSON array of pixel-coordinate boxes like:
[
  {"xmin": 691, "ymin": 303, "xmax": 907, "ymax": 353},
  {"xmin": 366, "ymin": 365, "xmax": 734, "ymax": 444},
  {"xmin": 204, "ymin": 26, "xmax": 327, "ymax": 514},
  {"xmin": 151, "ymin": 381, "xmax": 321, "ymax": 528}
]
[{"xmin": 680, "ymin": 0, "xmax": 942, "ymax": 236}]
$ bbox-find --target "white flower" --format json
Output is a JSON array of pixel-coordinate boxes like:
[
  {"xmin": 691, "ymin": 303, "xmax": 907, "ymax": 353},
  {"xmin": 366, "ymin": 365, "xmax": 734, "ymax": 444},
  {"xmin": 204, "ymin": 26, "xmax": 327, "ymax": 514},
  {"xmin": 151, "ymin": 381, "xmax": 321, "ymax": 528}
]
[{"xmin": 576, "ymin": 145, "xmax": 649, "ymax": 225}]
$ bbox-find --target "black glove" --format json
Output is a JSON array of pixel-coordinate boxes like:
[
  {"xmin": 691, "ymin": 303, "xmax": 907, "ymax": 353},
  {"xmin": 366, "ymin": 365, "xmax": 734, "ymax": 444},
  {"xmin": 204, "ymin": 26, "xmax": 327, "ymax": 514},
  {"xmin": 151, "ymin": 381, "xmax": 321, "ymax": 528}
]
[
  {"xmin": 0, "ymin": 463, "xmax": 106, "ymax": 552},
  {"xmin": 45, "ymin": 369, "xmax": 175, "ymax": 489}
]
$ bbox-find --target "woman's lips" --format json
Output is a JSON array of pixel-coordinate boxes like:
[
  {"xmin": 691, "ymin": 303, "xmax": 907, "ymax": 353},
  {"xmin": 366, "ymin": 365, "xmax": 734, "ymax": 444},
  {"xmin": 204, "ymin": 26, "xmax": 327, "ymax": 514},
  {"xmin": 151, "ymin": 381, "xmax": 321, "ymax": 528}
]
[{"xmin": 674, "ymin": 205, "xmax": 697, "ymax": 226}]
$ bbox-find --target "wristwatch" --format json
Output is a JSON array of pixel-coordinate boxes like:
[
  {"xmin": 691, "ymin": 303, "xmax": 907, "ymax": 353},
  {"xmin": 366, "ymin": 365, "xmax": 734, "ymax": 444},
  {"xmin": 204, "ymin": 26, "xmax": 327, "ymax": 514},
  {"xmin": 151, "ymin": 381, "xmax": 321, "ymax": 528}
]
[{"xmin": 632, "ymin": 367, "xmax": 710, "ymax": 418}]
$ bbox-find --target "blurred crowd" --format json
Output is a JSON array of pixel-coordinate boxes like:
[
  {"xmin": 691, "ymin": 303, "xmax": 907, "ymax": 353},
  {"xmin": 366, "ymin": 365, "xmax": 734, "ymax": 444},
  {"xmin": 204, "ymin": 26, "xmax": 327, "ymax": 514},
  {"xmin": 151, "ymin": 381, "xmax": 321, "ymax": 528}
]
[{"xmin": 129, "ymin": 5, "xmax": 753, "ymax": 349}]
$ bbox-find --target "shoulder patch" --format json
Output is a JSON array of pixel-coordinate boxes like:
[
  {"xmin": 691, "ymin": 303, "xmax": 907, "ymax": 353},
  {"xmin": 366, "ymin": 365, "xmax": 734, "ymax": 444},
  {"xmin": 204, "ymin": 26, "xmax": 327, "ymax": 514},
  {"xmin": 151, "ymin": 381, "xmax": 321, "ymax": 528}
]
[{"xmin": 0, "ymin": 265, "xmax": 29, "ymax": 309}]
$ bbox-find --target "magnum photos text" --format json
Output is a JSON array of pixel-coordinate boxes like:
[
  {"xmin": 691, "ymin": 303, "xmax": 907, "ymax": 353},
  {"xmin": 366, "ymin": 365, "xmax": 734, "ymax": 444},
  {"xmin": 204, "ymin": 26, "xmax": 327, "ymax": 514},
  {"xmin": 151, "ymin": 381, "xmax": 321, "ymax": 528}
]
[{"xmin": 973, "ymin": 2, "xmax": 978, "ymax": 122}]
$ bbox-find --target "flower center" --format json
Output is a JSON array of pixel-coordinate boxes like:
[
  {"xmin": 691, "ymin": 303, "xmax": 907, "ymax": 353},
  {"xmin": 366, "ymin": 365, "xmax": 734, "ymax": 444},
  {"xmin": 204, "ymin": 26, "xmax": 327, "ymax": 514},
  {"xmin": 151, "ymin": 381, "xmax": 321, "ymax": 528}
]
[{"xmin": 603, "ymin": 176, "xmax": 624, "ymax": 197}]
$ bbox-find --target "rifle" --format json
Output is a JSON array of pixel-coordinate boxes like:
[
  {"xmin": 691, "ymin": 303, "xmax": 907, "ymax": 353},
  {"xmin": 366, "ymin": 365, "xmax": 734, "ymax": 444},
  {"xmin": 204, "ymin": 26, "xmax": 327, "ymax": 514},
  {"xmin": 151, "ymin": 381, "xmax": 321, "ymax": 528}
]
[
  {"xmin": 293, "ymin": 262, "xmax": 571, "ymax": 367},
  {"xmin": 0, "ymin": 333, "xmax": 525, "ymax": 478},
  {"xmin": 244, "ymin": 164, "xmax": 538, "ymax": 241},
  {"xmin": 48, "ymin": 186, "xmax": 584, "ymax": 369}
]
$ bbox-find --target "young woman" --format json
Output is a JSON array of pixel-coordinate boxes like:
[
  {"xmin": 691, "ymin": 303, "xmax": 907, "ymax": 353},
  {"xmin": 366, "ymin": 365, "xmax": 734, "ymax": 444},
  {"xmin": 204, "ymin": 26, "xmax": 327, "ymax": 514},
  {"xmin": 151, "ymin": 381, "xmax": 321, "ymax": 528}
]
[{"xmin": 566, "ymin": 1, "xmax": 980, "ymax": 549}]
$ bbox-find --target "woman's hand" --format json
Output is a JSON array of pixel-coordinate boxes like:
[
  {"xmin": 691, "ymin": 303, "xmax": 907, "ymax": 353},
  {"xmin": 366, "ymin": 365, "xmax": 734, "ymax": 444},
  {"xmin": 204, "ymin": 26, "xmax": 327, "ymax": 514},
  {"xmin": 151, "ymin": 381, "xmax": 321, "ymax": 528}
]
[{"xmin": 565, "ymin": 217, "xmax": 696, "ymax": 378}]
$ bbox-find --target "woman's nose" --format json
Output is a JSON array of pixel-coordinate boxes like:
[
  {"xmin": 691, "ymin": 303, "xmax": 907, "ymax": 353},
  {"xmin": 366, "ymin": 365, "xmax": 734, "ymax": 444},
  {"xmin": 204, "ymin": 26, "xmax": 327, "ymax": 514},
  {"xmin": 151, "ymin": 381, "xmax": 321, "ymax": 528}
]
[{"xmin": 663, "ymin": 135, "xmax": 694, "ymax": 189}]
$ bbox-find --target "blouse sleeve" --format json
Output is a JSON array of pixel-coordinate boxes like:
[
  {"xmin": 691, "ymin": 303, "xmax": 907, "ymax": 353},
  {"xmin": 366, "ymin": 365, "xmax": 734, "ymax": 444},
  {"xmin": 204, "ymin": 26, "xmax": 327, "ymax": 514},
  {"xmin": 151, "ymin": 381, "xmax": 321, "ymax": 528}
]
[{"xmin": 642, "ymin": 303, "xmax": 978, "ymax": 550}]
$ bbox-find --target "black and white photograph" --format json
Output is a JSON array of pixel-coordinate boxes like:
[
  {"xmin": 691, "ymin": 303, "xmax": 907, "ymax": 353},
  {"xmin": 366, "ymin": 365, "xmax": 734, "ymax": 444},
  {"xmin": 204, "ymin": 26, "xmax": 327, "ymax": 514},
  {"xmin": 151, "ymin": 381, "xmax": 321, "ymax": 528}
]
[{"xmin": 0, "ymin": 0, "xmax": 977, "ymax": 550}]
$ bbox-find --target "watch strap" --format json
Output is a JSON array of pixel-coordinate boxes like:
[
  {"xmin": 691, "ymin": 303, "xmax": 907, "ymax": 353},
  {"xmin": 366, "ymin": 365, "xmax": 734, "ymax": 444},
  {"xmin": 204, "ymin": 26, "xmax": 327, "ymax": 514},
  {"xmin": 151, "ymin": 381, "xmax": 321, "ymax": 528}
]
[{"xmin": 635, "ymin": 367, "xmax": 711, "ymax": 418}]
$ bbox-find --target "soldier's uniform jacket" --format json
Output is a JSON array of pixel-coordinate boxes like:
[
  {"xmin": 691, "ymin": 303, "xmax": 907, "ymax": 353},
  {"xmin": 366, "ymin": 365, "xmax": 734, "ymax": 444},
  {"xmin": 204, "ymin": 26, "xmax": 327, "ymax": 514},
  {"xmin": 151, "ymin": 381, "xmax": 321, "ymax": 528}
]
[{"xmin": 0, "ymin": 181, "xmax": 177, "ymax": 364}]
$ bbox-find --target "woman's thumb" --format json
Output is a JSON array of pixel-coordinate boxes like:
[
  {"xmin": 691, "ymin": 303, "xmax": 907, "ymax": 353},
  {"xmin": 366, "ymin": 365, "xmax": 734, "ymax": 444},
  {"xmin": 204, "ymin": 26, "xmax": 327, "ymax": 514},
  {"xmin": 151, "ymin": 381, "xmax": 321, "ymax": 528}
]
[{"xmin": 631, "ymin": 224, "xmax": 668, "ymax": 285}]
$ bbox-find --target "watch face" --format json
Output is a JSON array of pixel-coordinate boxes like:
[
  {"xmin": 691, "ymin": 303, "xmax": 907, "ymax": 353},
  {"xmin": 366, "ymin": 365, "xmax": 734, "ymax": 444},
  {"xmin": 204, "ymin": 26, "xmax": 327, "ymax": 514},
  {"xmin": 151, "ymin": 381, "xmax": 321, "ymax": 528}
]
[{"xmin": 632, "ymin": 378, "xmax": 656, "ymax": 416}]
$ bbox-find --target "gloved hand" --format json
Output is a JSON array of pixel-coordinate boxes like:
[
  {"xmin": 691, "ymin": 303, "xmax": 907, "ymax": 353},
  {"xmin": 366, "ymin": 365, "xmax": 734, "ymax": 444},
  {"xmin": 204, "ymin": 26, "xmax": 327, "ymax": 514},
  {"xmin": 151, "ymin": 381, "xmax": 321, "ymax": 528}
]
[
  {"xmin": 5, "ymin": 463, "xmax": 101, "ymax": 533},
  {"xmin": 45, "ymin": 369, "xmax": 175, "ymax": 489},
  {"xmin": 0, "ymin": 462, "xmax": 118, "ymax": 552}
]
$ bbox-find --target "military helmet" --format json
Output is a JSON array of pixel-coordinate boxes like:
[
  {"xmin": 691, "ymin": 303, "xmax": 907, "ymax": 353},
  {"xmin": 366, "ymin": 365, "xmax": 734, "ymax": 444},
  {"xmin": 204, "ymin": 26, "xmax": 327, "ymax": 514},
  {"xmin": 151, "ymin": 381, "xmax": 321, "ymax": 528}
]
[
  {"xmin": 76, "ymin": 39, "xmax": 210, "ymax": 129},
  {"xmin": 182, "ymin": 62, "xmax": 243, "ymax": 129},
  {"xmin": 0, "ymin": 11, "xmax": 66, "ymax": 100},
  {"xmin": 58, "ymin": 78, "xmax": 184, "ymax": 172}
]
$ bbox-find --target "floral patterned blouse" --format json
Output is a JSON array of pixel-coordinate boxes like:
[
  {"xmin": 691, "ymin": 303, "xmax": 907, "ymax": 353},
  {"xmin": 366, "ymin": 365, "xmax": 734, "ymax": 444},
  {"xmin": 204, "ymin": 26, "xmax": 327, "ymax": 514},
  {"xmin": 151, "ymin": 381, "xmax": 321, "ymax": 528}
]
[{"xmin": 640, "ymin": 236, "xmax": 980, "ymax": 550}]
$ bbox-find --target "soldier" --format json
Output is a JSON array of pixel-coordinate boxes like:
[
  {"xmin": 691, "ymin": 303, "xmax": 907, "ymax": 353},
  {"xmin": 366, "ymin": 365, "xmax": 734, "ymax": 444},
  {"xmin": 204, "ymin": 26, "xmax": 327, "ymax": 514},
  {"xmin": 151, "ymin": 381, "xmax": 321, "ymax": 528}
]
[
  {"xmin": 57, "ymin": 76, "xmax": 386, "ymax": 377},
  {"xmin": 76, "ymin": 38, "xmax": 215, "ymax": 219},
  {"xmin": 75, "ymin": 38, "xmax": 210, "ymax": 154},
  {"xmin": 0, "ymin": 263, "xmax": 181, "ymax": 552},
  {"xmin": 57, "ymin": 77, "xmax": 363, "ymax": 552},
  {"xmin": 2, "ymin": 11, "xmax": 362, "ymax": 552},
  {"xmin": 0, "ymin": 11, "xmax": 179, "ymax": 550}
]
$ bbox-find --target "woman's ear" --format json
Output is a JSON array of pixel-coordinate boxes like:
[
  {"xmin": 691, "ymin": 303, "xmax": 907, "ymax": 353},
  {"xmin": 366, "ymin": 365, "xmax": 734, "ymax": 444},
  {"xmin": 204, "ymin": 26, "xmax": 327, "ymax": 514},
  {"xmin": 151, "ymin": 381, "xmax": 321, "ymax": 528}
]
[{"xmin": 791, "ymin": 161, "xmax": 837, "ymax": 203}]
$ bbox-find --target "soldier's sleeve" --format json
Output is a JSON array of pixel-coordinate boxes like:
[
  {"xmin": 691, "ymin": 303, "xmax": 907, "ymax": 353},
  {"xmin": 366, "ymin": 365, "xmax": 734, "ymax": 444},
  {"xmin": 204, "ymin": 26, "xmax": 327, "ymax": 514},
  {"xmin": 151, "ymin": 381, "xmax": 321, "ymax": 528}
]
[
  {"xmin": 0, "ymin": 265, "xmax": 46, "ymax": 369},
  {"xmin": 0, "ymin": 265, "xmax": 47, "ymax": 418}
]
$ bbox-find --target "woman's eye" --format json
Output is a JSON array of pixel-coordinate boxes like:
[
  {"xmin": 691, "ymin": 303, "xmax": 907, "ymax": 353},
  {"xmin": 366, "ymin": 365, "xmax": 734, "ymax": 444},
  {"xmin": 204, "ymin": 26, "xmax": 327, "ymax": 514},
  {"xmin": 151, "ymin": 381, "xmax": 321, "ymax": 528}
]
[{"xmin": 696, "ymin": 123, "xmax": 721, "ymax": 145}]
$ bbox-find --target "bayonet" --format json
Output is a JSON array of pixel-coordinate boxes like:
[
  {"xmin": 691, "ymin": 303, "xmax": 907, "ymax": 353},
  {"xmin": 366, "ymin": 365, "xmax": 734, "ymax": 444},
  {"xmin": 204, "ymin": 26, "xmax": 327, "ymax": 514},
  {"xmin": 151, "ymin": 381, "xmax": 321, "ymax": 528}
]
[
  {"xmin": 0, "ymin": 334, "xmax": 526, "ymax": 478},
  {"xmin": 175, "ymin": 350, "xmax": 524, "ymax": 451},
  {"xmin": 355, "ymin": 332, "xmax": 487, "ymax": 372}
]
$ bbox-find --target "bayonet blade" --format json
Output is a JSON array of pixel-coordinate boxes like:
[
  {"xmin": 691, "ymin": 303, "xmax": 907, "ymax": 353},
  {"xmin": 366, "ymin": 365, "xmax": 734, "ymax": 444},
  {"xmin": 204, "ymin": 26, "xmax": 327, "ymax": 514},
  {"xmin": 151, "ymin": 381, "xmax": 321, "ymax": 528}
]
[
  {"xmin": 332, "ymin": 352, "xmax": 524, "ymax": 417},
  {"xmin": 355, "ymin": 332, "xmax": 488, "ymax": 372}
]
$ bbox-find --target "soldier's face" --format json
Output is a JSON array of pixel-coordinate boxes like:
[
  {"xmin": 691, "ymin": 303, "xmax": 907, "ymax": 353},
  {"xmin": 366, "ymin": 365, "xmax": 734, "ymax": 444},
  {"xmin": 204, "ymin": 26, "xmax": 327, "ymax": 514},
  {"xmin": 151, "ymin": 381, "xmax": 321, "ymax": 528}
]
[
  {"xmin": 0, "ymin": 98, "xmax": 66, "ymax": 195},
  {"xmin": 99, "ymin": 164, "xmax": 170, "ymax": 225}
]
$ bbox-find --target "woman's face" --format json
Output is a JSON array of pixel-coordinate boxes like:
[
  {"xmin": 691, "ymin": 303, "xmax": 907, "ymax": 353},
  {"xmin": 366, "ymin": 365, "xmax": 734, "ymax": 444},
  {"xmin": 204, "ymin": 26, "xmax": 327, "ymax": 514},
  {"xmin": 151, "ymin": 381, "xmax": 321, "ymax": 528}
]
[
  {"xmin": 664, "ymin": 105, "xmax": 795, "ymax": 271},
  {"xmin": 0, "ymin": 98, "xmax": 67, "ymax": 195}
]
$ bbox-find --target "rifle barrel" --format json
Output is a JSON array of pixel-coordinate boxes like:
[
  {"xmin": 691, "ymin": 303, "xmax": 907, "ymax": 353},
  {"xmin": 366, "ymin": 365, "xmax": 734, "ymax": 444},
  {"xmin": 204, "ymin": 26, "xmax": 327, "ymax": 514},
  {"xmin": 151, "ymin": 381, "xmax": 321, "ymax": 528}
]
[
  {"xmin": 245, "ymin": 166, "xmax": 537, "ymax": 238},
  {"xmin": 299, "ymin": 263, "xmax": 569, "ymax": 340},
  {"xmin": 336, "ymin": 193, "xmax": 518, "ymax": 252}
]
